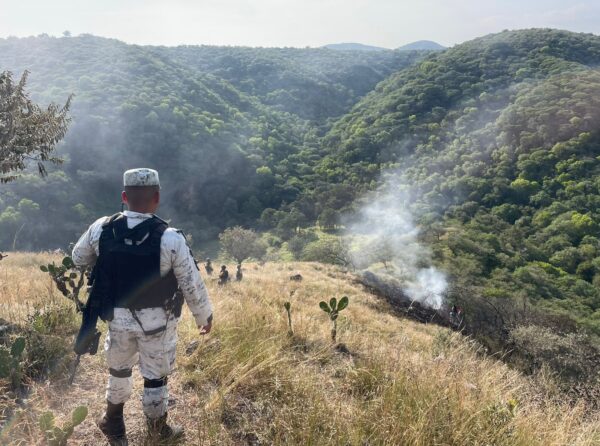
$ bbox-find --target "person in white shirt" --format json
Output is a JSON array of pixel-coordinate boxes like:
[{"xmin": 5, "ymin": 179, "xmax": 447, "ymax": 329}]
[{"xmin": 72, "ymin": 168, "xmax": 212, "ymax": 445}]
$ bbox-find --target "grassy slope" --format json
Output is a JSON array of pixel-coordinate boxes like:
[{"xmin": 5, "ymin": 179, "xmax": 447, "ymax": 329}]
[{"xmin": 1, "ymin": 252, "xmax": 599, "ymax": 445}]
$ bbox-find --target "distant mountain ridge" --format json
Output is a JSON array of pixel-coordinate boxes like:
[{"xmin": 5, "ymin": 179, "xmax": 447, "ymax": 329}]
[
  {"xmin": 324, "ymin": 40, "xmax": 446, "ymax": 52},
  {"xmin": 323, "ymin": 42, "xmax": 389, "ymax": 51},
  {"xmin": 397, "ymin": 40, "xmax": 445, "ymax": 51}
]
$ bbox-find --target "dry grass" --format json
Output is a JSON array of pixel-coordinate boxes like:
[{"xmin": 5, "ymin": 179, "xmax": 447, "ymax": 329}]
[{"xmin": 1, "ymin": 252, "xmax": 599, "ymax": 445}]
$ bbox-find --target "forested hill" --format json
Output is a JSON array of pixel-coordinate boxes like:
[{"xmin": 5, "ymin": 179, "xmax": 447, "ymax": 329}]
[
  {"xmin": 319, "ymin": 29, "xmax": 600, "ymax": 333},
  {"xmin": 0, "ymin": 34, "xmax": 425, "ymax": 245},
  {"xmin": 3, "ymin": 30, "xmax": 600, "ymax": 333},
  {"xmin": 157, "ymin": 44, "xmax": 418, "ymax": 121}
]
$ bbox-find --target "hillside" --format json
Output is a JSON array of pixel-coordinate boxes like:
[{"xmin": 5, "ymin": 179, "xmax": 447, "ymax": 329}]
[
  {"xmin": 1, "ymin": 253, "xmax": 598, "ymax": 445},
  {"xmin": 323, "ymin": 43, "xmax": 388, "ymax": 51},
  {"xmin": 314, "ymin": 29, "xmax": 600, "ymax": 334},
  {"xmin": 0, "ymin": 34, "xmax": 427, "ymax": 248},
  {"xmin": 2, "ymin": 28, "xmax": 600, "ymax": 349}
]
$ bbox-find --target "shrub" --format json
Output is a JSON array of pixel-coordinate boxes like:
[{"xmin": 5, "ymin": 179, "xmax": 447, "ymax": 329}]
[
  {"xmin": 39, "ymin": 406, "xmax": 88, "ymax": 446},
  {"xmin": 286, "ymin": 232, "xmax": 317, "ymax": 260},
  {"xmin": 25, "ymin": 304, "xmax": 78, "ymax": 381},
  {"xmin": 509, "ymin": 325, "xmax": 600, "ymax": 385},
  {"xmin": 302, "ymin": 235, "xmax": 351, "ymax": 267},
  {"xmin": 0, "ymin": 337, "xmax": 26, "ymax": 389}
]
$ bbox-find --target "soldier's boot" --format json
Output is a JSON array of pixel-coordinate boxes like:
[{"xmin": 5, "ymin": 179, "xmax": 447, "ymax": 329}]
[
  {"xmin": 146, "ymin": 413, "xmax": 184, "ymax": 443},
  {"xmin": 97, "ymin": 402, "xmax": 128, "ymax": 446}
]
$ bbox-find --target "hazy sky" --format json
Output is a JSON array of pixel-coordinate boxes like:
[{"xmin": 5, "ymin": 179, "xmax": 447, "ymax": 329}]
[{"xmin": 1, "ymin": 0, "xmax": 599, "ymax": 48}]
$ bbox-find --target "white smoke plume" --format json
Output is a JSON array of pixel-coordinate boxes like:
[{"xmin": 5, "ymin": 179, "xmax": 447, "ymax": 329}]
[{"xmin": 345, "ymin": 176, "xmax": 447, "ymax": 310}]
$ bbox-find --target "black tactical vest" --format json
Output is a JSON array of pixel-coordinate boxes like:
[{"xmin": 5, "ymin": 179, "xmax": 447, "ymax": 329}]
[{"xmin": 98, "ymin": 213, "xmax": 178, "ymax": 310}]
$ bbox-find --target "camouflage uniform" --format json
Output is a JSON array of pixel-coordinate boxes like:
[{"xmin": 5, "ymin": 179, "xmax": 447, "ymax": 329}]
[{"xmin": 72, "ymin": 169, "xmax": 212, "ymax": 433}]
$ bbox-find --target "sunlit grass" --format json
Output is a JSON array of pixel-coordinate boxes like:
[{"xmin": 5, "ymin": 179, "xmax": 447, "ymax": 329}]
[{"xmin": 1, "ymin": 253, "xmax": 599, "ymax": 445}]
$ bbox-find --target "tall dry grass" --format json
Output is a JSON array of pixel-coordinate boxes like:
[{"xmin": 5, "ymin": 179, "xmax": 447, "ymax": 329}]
[{"xmin": 0, "ymin": 253, "xmax": 599, "ymax": 445}]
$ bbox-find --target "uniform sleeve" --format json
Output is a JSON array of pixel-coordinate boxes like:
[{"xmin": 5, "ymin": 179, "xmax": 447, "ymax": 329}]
[
  {"xmin": 163, "ymin": 230, "xmax": 213, "ymax": 327},
  {"xmin": 72, "ymin": 217, "xmax": 108, "ymax": 268}
]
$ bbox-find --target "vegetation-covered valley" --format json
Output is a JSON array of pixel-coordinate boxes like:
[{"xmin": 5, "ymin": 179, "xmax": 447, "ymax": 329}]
[
  {"xmin": 0, "ymin": 34, "xmax": 427, "ymax": 245},
  {"xmin": 2, "ymin": 28, "xmax": 600, "ymax": 431},
  {"xmin": 3, "ymin": 29, "xmax": 600, "ymax": 333}
]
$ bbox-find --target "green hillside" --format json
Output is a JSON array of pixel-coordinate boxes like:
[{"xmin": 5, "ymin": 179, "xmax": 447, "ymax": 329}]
[
  {"xmin": 0, "ymin": 34, "xmax": 425, "ymax": 246},
  {"xmin": 162, "ymin": 45, "xmax": 418, "ymax": 120},
  {"xmin": 318, "ymin": 29, "xmax": 600, "ymax": 333},
  {"xmin": 2, "ymin": 29, "xmax": 600, "ymax": 336}
]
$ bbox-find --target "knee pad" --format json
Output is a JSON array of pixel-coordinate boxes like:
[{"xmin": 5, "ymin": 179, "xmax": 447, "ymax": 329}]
[
  {"xmin": 144, "ymin": 376, "xmax": 168, "ymax": 388},
  {"xmin": 109, "ymin": 368, "xmax": 133, "ymax": 378},
  {"xmin": 143, "ymin": 377, "xmax": 169, "ymax": 418}
]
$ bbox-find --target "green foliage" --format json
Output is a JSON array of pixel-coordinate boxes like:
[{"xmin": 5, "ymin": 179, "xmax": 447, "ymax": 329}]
[
  {"xmin": 25, "ymin": 304, "xmax": 78, "ymax": 381},
  {"xmin": 40, "ymin": 256, "xmax": 86, "ymax": 311},
  {"xmin": 0, "ymin": 35, "xmax": 426, "ymax": 250},
  {"xmin": 319, "ymin": 296, "xmax": 349, "ymax": 342},
  {"xmin": 39, "ymin": 406, "xmax": 88, "ymax": 446},
  {"xmin": 321, "ymin": 29, "xmax": 600, "ymax": 334},
  {"xmin": 219, "ymin": 226, "xmax": 267, "ymax": 264},
  {"xmin": 2, "ymin": 29, "xmax": 600, "ymax": 336},
  {"xmin": 0, "ymin": 70, "xmax": 71, "ymax": 183},
  {"xmin": 302, "ymin": 234, "xmax": 351, "ymax": 267},
  {"xmin": 0, "ymin": 336, "xmax": 26, "ymax": 389},
  {"xmin": 510, "ymin": 325, "xmax": 600, "ymax": 384}
]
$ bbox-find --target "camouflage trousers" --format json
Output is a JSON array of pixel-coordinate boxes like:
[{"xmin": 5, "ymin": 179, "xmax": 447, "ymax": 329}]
[{"xmin": 104, "ymin": 308, "xmax": 179, "ymax": 419}]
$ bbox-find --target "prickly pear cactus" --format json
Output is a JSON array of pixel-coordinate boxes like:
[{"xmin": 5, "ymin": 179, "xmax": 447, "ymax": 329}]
[
  {"xmin": 0, "ymin": 336, "xmax": 26, "ymax": 388},
  {"xmin": 319, "ymin": 296, "xmax": 349, "ymax": 342},
  {"xmin": 40, "ymin": 256, "xmax": 86, "ymax": 312},
  {"xmin": 39, "ymin": 406, "xmax": 88, "ymax": 446}
]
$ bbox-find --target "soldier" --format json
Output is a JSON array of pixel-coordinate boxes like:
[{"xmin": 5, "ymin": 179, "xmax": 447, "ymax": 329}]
[
  {"xmin": 235, "ymin": 263, "xmax": 243, "ymax": 282},
  {"xmin": 205, "ymin": 257, "xmax": 214, "ymax": 276},
  {"xmin": 72, "ymin": 168, "xmax": 213, "ymax": 445},
  {"xmin": 218, "ymin": 265, "xmax": 230, "ymax": 285}
]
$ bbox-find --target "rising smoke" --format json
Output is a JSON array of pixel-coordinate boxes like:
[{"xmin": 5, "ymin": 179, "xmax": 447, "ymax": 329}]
[{"xmin": 345, "ymin": 175, "xmax": 447, "ymax": 310}]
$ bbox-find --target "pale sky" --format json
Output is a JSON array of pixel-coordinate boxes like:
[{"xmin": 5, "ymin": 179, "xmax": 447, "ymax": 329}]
[{"xmin": 1, "ymin": 0, "xmax": 599, "ymax": 48}]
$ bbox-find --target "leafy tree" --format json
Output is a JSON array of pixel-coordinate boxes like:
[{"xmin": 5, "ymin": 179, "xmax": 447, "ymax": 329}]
[
  {"xmin": 219, "ymin": 226, "xmax": 267, "ymax": 264},
  {"xmin": 0, "ymin": 71, "xmax": 71, "ymax": 183},
  {"xmin": 302, "ymin": 235, "xmax": 351, "ymax": 267},
  {"xmin": 317, "ymin": 208, "xmax": 339, "ymax": 230}
]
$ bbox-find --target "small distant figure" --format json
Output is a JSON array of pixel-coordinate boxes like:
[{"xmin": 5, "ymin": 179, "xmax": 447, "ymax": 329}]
[
  {"xmin": 218, "ymin": 265, "xmax": 230, "ymax": 285},
  {"xmin": 236, "ymin": 263, "xmax": 243, "ymax": 282},
  {"xmin": 0, "ymin": 253, "xmax": 6, "ymax": 262},
  {"xmin": 449, "ymin": 304, "xmax": 464, "ymax": 328},
  {"xmin": 289, "ymin": 274, "xmax": 303, "ymax": 282},
  {"xmin": 205, "ymin": 258, "xmax": 213, "ymax": 276}
]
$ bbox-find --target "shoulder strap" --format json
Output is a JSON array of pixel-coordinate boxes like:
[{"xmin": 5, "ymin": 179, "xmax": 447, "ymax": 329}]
[
  {"xmin": 99, "ymin": 213, "xmax": 126, "ymax": 251},
  {"xmin": 101, "ymin": 213, "xmax": 124, "ymax": 229},
  {"xmin": 151, "ymin": 214, "xmax": 170, "ymax": 226},
  {"xmin": 147, "ymin": 216, "xmax": 168, "ymax": 247},
  {"xmin": 100, "ymin": 214, "xmax": 169, "ymax": 249}
]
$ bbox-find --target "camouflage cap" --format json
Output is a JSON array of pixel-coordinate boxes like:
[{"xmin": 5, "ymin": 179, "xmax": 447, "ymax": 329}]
[{"xmin": 123, "ymin": 168, "xmax": 160, "ymax": 187}]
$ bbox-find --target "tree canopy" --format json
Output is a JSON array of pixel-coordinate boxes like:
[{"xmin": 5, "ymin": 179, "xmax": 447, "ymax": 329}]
[
  {"xmin": 0, "ymin": 70, "xmax": 71, "ymax": 183},
  {"xmin": 219, "ymin": 226, "xmax": 266, "ymax": 264}
]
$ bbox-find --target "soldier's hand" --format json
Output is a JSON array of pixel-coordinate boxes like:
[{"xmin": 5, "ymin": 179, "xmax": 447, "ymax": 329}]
[{"xmin": 199, "ymin": 314, "xmax": 213, "ymax": 335}]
